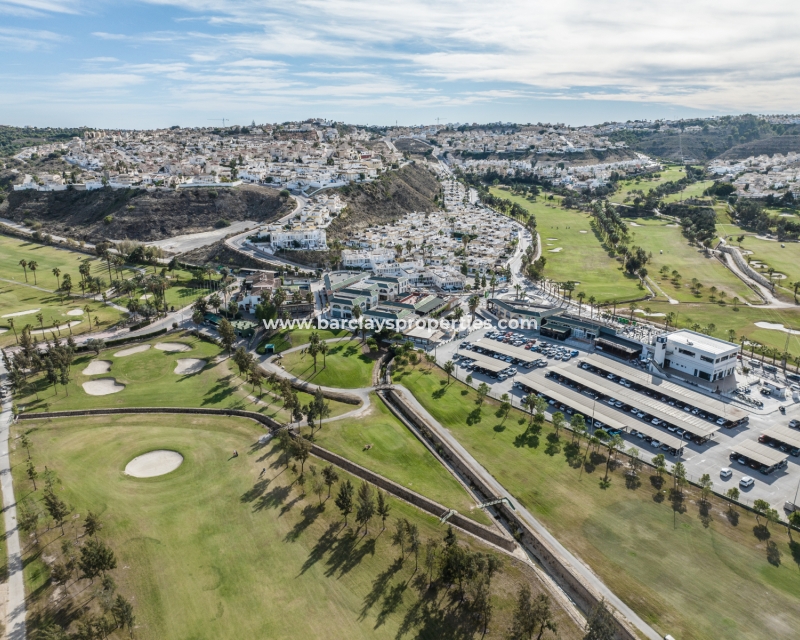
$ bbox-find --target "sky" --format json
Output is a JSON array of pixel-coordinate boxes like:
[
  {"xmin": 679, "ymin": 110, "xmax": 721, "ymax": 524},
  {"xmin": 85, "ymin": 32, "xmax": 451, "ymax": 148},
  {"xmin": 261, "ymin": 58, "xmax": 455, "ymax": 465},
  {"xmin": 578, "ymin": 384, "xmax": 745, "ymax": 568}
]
[{"xmin": 1, "ymin": 0, "xmax": 798, "ymax": 129}]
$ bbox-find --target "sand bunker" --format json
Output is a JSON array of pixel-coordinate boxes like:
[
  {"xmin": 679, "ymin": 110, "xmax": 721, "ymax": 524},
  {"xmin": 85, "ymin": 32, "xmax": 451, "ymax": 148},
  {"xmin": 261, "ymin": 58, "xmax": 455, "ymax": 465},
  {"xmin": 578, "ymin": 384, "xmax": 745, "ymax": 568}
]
[
  {"xmin": 31, "ymin": 321, "xmax": 81, "ymax": 336},
  {"xmin": 547, "ymin": 237, "xmax": 559, "ymax": 241},
  {"xmin": 139, "ymin": 294, "xmax": 152, "ymax": 300},
  {"xmin": 548, "ymin": 247, "xmax": 563, "ymax": 253},
  {"xmin": 2, "ymin": 308, "xmax": 40, "ymax": 318},
  {"xmin": 628, "ymin": 221, "xmax": 641, "ymax": 227},
  {"xmin": 83, "ymin": 360, "xmax": 112, "ymax": 375},
  {"xmin": 114, "ymin": 344, "xmax": 151, "ymax": 357},
  {"xmin": 174, "ymin": 358, "xmax": 206, "ymax": 375},
  {"xmin": 125, "ymin": 450, "xmax": 183, "ymax": 478},
  {"xmin": 634, "ymin": 309, "xmax": 666, "ymax": 317},
  {"xmin": 66, "ymin": 309, "xmax": 84, "ymax": 316},
  {"xmin": 82, "ymin": 378, "xmax": 125, "ymax": 396},
  {"xmin": 155, "ymin": 342, "xmax": 191, "ymax": 352},
  {"xmin": 0, "ymin": 329, "xmax": 7, "ymax": 335},
  {"xmin": 579, "ymin": 230, "xmax": 588, "ymax": 233},
  {"xmin": 754, "ymin": 322, "xmax": 800, "ymax": 335}
]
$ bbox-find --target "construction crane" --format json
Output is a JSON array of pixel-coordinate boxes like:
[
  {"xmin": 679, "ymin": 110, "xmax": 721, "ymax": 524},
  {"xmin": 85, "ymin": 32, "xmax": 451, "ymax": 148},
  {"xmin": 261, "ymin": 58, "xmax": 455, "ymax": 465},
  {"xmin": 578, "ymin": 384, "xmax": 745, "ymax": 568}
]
[{"xmin": 208, "ymin": 118, "xmax": 228, "ymax": 127}]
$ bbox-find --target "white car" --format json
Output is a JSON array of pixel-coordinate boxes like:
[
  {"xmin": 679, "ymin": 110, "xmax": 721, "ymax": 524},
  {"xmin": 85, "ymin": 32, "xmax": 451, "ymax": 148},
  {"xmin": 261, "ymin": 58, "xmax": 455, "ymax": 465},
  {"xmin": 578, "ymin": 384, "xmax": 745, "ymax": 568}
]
[
  {"xmin": 720, "ymin": 468, "xmax": 732, "ymax": 479},
  {"xmin": 740, "ymin": 476, "xmax": 754, "ymax": 488}
]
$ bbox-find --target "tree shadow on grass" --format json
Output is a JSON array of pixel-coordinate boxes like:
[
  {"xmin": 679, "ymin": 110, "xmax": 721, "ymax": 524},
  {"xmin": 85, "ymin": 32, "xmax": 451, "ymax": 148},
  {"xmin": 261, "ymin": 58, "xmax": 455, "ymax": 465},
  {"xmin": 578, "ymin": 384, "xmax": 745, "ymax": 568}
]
[
  {"xmin": 513, "ymin": 430, "xmax": 539, "ymax": 449},
  {"xmin": 360, "ymin": 556, "xmax": 404, "ymax": 621},
  {"xmin": 789, "ymin": 541, "xmax": 800, "ymax": 568},
  {"xmin": 299, "ymin": 522, "xmax": 340, "ymax": 576},
  {"xmin": 285, "ymin": 503, "xmax": 324, "ymax": 543},
  {"xmin": 625, "ymin": 473, "xmax": 641, "ymax": 490},
  {"xmin": 326, "ymin": 528, "xmax": 376, "ymax": 579},
  {"xmin": 376, "ymin": 580, "xmax": 408, "ymax": 629},
  {"xmin": 240, "ymin": 478, "xmax": 270, "ymax": 504},
  {"xmin": 201, "ymin": 380, "xmax": 237, "ymax": 406},
  {"xmin": 767, "ymin": 540, "xmax": 782, "ymax": 567},
  {"xmin": 670, "ymin": 490, "xmax": 687, "ymax": 515},
  {"xmin": 725, "ymin": 507, "xmax": 740, "ymax": 527},
  {"xmin": 493, "ymin": 424, "xmax": 506, "ymax": 433},
  {"xmin": 544, "ymin": 434, "xmax": 561, "ymax": 456},
  {"xmin": 396, "ymin": 590, "xmax": 476, "ymax": 640},
  {"xmin": 252, "ymin": 484, "xmax": 291, "ymax": 512},
  {"xmin": 697, "ymin": 501, "xmax": 712, "ymax": 528},
  {"xmin": 753, "ymin": 524, "xmax": 771, "ymax": 541},
  {"xmin": 465, "ymin": 408, "xmax": 482, "ymax": 426}
]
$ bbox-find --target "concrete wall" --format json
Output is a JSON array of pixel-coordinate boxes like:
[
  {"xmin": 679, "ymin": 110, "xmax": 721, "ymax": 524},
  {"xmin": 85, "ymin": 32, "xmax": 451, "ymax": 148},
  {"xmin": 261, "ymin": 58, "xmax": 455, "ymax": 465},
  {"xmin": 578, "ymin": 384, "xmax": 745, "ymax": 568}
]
[
  {"xmin": 718, "ymin": 244, "xmax": 774, "ymax": 290},
  {"xmin": 385, "ymin": 389, "xmax": 639, "ymax": 640}
]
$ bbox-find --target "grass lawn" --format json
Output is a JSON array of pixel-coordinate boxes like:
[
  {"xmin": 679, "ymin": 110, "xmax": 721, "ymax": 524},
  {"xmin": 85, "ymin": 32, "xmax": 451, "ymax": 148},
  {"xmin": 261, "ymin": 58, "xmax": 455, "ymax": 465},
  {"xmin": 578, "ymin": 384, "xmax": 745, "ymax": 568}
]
[
  {"xmin": 659, "ymin": 180, "xmax": 715, "ymax": 204},
  {"xmin": 492, "ymin": 188, "xmax": 643, "ymax": 303},
  {"xmin": 0, "ymin": 234, "xmax": 136, "ymax": 287},
  {"xmin": 11, "ymin": 414, "xmax": 580, "ymax": 640},
  {"xmin": 393, "ymin": 361, "xmax": 800, "ymax": 640},
  {"xmin": 607, "ymin": 166, "xmax": 686, "ymax": 204},
  {"xmin": 639, "ymin": 301, "xmax": 800, "ymax": 360},
  {"xmin": 280, "ymin": 340, "xmax": 379, "ymax": 388},
  {"xmin": 625, "ymin": 218, "xmax": 758, "ymax": 304},
  {"xmin": 14, "ymin": 333, "xmax": 355, "ymax": 422},
  {"xmin": 0, "ymin": 281, "xmax": 125, "ymax": 348},
  {"xmin": 731, "ymin": 236, "xmax": 800, "ymax": 295},
  {"xmin": 305, "ymin": 394, "xmax": 492, "ymax": 526},
  {"xmin": 258, "ymin": 327, "xmax": 353, "ymax": 354}
]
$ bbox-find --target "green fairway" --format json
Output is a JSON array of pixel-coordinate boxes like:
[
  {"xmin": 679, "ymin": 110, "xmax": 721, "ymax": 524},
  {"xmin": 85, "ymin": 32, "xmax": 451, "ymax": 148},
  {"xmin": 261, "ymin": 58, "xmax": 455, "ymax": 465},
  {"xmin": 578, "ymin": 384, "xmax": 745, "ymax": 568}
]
[
  {"xmin": 0, "ymin": 280, "xmax": 125, "ymax": 347},
  {"xmin": 305, "ymin": 394, "xmax": 491, "ymax": 525},
  {"xmin": 625, "ymin": 218, "xmax": 758, "ymax": 304},
  {"xmin": 393, "ymin": 361, "xmax": 800, "ymax": 640},
  {"xmin": 732, "ymin": 236, "xmax": 800, "ymax": 297},
  {"xmin": 607, "ymin": 166, "xmax": 686, "ymax": 204},
  {"xmin": 0, "ymin": 234, "xmax": 133, "ymax": 287},
  {"xmin": 638, "ymin": 301, "xmax": 800, "ymax": 359},
  {"xmin": 12, "ymin": 414, "xmax": 580, "ymax": 640},
  {"xmin": 14, "ymin": 333, "xmax": 355, "ymax": 421},
  {"xmin": 491, "ymin": 188, "xmax": 643, "ymax": 302},
  {"xmin": 258, "ymin": 327, "xmax": 353, "ymax": 354},
  {"xmin": 280, "ymin": 340, "xmax": 378, "ymax": 388},
  {"xmin": 659, "ymin": 179, "xmax": 714, "ymax": 204}
]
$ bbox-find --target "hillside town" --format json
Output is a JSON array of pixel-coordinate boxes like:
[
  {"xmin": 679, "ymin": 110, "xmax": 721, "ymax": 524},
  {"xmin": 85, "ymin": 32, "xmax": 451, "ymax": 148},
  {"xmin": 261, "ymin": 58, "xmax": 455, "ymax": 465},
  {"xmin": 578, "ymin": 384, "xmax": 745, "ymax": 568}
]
[
  {"xmin": 708, "ymin": 152, "xmax": 800, "ymax": 199},
  {"xmin": 12, "ymin": 120, "xmax": 404, "ymax": 193}
]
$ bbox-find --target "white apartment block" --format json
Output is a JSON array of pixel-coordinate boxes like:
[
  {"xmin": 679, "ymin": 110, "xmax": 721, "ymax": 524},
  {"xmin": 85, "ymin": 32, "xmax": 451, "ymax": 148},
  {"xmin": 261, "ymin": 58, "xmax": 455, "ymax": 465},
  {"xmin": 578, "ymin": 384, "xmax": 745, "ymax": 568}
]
[{"xmin": 653, "ymin": 330, "xmax": 739, "ymax": 383}]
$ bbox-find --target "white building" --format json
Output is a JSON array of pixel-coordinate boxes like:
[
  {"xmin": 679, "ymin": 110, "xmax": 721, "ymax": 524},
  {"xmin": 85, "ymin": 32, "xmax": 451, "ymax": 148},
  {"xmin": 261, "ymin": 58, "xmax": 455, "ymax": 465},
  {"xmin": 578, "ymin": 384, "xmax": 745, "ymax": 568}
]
[
  {"xmin": 653, "ymin": 330, "xmax": 739, "ymax": 384},
  {"xmin": 257, "ymin": 226, "xmax": 327, "ymax": 250}
]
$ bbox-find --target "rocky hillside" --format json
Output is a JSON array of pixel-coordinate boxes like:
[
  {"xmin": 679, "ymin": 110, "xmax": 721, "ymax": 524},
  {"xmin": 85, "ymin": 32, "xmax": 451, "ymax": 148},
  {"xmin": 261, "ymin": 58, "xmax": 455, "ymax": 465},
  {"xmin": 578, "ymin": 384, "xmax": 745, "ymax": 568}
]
[
  {"xmin": 0, "ymin": 184, "xmax": 293, "ymax": 244},
  {"xmin": 327, "ymin": 161, "xmax": 440, "ymax": 241},
  {"xmin": 715, "ymin": 135, "xmax": 800, "ymax": 160}
]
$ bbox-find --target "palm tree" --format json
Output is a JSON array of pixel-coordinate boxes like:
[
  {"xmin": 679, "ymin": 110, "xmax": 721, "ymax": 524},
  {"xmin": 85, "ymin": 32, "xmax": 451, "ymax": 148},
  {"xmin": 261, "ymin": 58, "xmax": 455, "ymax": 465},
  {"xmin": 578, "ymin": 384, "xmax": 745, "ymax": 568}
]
[
  {"xmin": 468, "ymin": 294, "xmax": 480, "ymax": 326},
  {"xmin": 52, "ymin": 267, "xmax": 61, "ymax": 290},
  {"xmin": 28, "ymin": 260, "xmax": 38, "ymax": 285},
  {"xmin": 319, "ymin": 341, "xmax": 329, "ymax": 368},
  {"xmin": 577, "ymin": 291, "xmax": 586, "ymax": 316},
  {"xmin": 628, "ymin": 303, "xmax": 636, "ymax": 320},
  {"xmin": 588, "ymin": 295, "xmax": 596, "ymax": 319},
  {"xmin": 35, "ymin": 313, "xmax": 45, "ymax": 334},
  {"xmin": 8, "ymin": 318, "xmax": 17, "ymax": 344},
  {"xmin": 18, "ymin": 259, "xmax": 28, "ymax": 282},
  {"xmin": 84, "ymin": 305, "xmax": 92, "ymax": 330}
]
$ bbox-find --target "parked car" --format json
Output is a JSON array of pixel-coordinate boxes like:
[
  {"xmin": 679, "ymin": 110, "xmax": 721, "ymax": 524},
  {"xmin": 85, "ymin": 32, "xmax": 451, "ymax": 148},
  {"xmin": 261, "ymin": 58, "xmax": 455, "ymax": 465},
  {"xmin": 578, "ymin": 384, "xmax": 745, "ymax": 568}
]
[
  {"xmin": 740, "ymin": 476, "xmax": 755, "ymax": 489},
  {"xmin": 720, "ymin": 468, "xmax": 732, "ymax": 479}
]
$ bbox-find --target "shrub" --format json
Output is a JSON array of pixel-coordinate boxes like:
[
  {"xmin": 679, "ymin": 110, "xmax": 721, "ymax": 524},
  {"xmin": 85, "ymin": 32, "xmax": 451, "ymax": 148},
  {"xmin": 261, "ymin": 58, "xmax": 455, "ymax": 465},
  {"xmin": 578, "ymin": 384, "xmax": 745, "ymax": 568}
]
[
  {"xmin": 103, "ymin": 215, "xmax": 113, "ymax": 225},
  {"xmin": 215, "ymin": 219, "xmax": 231, "ymax": 228}
]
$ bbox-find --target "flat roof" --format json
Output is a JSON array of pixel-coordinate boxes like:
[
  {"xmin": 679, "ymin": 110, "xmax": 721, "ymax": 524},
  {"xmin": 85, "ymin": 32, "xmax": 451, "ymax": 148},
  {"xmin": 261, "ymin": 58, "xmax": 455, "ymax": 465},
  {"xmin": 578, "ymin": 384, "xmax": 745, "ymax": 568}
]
[
  {"xmin": 516, "ymin": 373, "xmax": 685, "ymax": 451},
  {"xmin": 731, "ymin": 440, "xmax": 786, "ymax": 467},
  {"xmin": 471, "ymin": 339, "xmax": 537, "ymax": 362},
  {"xmin": 560, "ymin": 368, "xmax": 718, "ymax": 437},
  {"xmin": 763, "ymin": 426, "xmax": 800, "ymax": 449},
  {"xmin": 583, "ymin": 354, "xmax": 746, "ymax": 421},
  {"xmin": 667, "ymin": 329, "xmax": 740, "ymax": 356},
  {"xmin": 459, "ymin": 352, "xmax": 508, "ymax": 373}
]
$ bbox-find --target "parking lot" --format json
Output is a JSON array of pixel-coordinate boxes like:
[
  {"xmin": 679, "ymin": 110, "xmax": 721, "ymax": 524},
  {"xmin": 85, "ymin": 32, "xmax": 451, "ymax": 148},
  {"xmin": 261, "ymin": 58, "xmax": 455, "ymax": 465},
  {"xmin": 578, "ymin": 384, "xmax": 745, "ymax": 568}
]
[{"xmin": 434, "ymin": 323, "xmax": 800, "ymax": 514}]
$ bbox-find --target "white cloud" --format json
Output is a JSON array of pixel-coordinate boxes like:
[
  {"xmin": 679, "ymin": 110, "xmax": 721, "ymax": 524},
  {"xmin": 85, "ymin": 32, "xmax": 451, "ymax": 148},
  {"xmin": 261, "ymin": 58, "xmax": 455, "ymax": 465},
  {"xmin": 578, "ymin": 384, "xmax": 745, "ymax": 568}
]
[
  {"xmin": 58, "ymin": 73, "xmax": 146, "ymax": 90},
  {"xmin": 0, "ymin": 26, "xmax": 66, "ymax": 51}
]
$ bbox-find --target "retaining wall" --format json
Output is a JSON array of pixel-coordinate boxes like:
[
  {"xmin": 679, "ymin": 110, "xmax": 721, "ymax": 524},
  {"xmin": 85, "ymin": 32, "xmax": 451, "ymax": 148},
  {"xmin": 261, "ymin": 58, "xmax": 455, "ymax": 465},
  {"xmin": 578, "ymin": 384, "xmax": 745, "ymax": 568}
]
[
  {"xmin": 719, "ymin": 244, "xmax": 774, "ymax": 290},
  {"xmin": 386, "ymin": 389, "xmax": 639, "ymax": 640}
]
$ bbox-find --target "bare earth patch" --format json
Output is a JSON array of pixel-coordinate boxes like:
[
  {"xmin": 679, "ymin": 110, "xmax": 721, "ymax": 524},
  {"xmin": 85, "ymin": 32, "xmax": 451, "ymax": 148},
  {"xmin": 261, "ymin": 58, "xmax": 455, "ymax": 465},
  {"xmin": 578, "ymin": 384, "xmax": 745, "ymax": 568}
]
[
  {"xmin": 82, "ymin": 378, "xmax": 125, "ymax": 396},
  {"xmin": 174, "ymin": 358, "xmax": 207, "ymax": 375},
  {"xmin": 124, "ymin": 450, "xmax": 184, "ymax": 478},
  {"xmin": 83, "ymin": 360, "xmax": 112, "ymax": 375},
  {"xmin": 114, "ymin": 344, "xmax": 151, "ymax": 357},
  {"xmin": 155, "ymin": 342, "xmax": 191, "ymax": 352}
]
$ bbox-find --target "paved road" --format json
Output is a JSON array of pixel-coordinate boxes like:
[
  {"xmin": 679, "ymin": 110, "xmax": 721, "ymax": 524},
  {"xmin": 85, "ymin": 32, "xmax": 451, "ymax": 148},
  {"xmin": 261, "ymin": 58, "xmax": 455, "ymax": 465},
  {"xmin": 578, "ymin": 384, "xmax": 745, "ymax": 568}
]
[{"xmin": 0, "ymin": 365, "xmax": 26, "ymax": 640}]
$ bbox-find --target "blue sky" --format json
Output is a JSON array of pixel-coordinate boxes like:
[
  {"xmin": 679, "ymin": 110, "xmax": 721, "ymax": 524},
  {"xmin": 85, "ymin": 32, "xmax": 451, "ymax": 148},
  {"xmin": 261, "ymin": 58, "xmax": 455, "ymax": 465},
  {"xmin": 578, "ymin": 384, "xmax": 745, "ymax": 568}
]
[{"xmin": 1, "ymin": 0, "xmax": 798, "ymax": 128}]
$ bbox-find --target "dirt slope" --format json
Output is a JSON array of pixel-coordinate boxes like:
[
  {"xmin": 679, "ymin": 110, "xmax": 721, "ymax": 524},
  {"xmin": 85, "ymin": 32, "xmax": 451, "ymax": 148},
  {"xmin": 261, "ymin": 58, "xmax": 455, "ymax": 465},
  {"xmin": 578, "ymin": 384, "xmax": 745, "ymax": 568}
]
[
  {"xmin": 327, "ymin": 162, "xmax": 440, "ymax": 240},
  {"xmin": 1, "ymin": 184, "xmax": 293, "ymax": 244}
]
